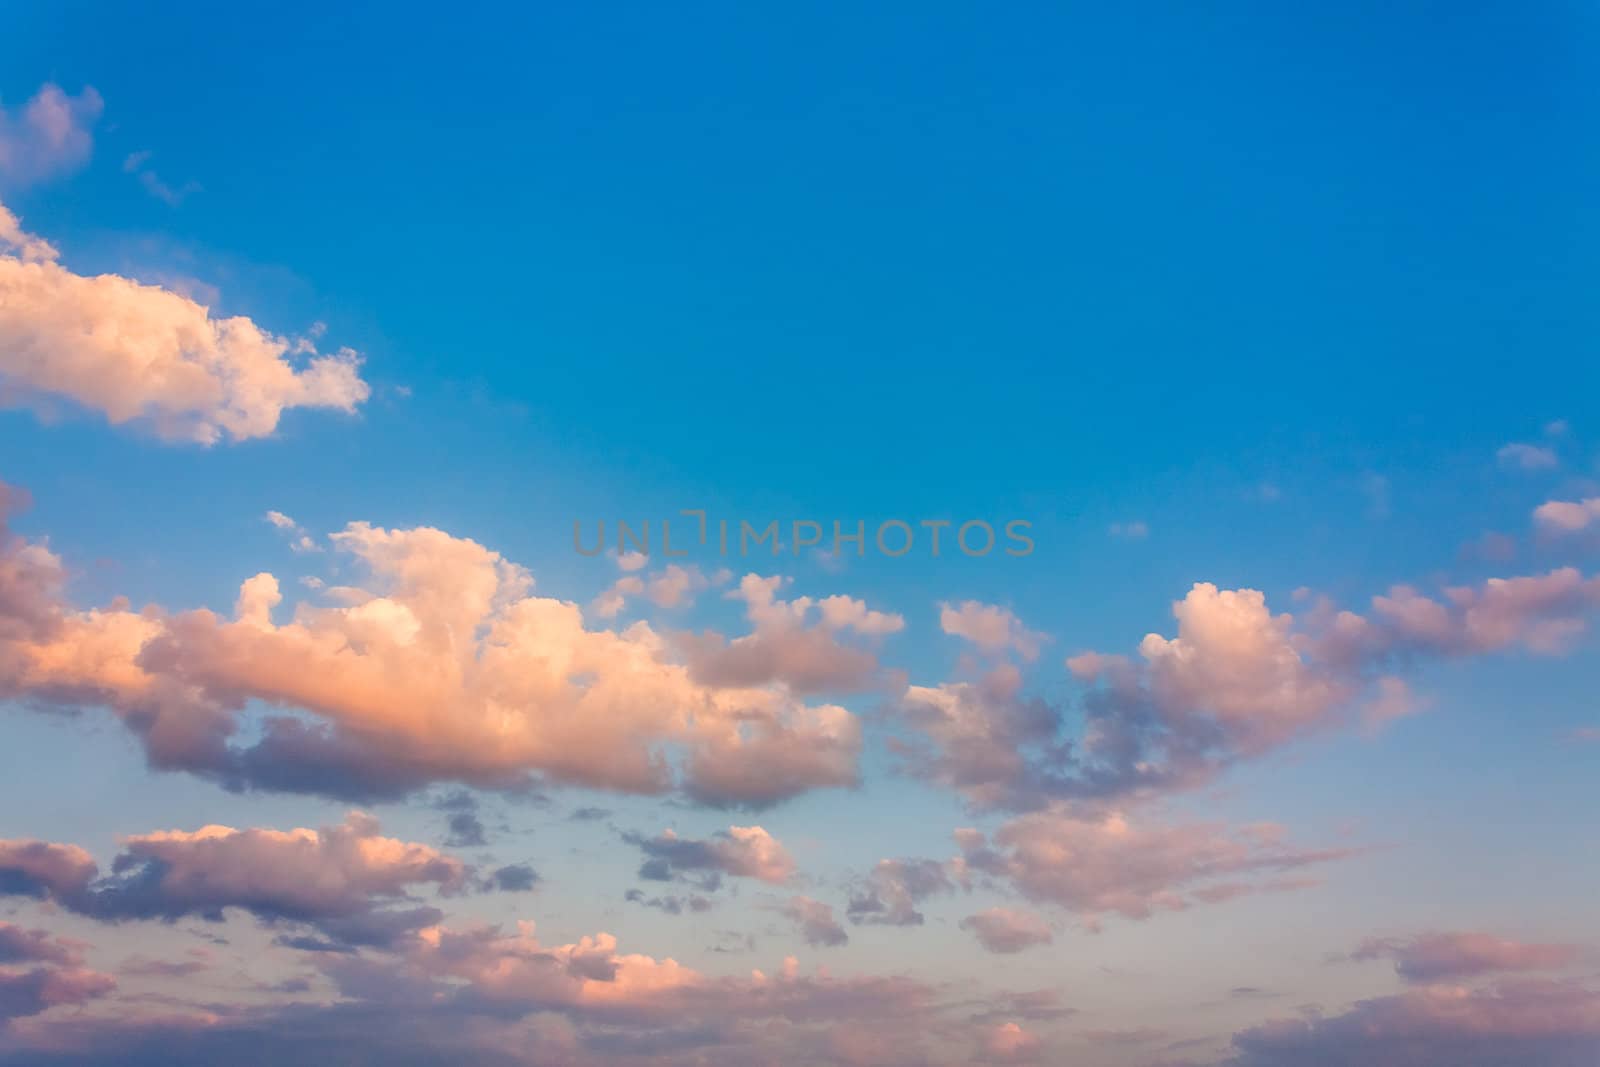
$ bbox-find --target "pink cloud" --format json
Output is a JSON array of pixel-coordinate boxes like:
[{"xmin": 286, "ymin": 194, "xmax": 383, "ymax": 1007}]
[
  {"xmin": 1352, "ymin": 931, "xmax": 1582, "ymax": 983},
  {"xmin": 782, "ymin": 896, "xmax": 848, "ymax": 947},
  {"xmin": 898, "ymin": 569, "xmax": 1600, "ymax": 812},
  {"xmin": 1535, "ymin": 498, "xmax": 1600, "ymax": 536},
  {"xmin": 1229, "ymin": 979, "xmax": 1600, "ymax": 1067},
  {"xmin": 955, "ymin": 808, "xmax": 1349, "ymax": 923},
  {"xmin": 0, "ymin": 85, "xmax": 102, "ymax": 188},
  {"xmin": 960, "ymin": 907, "xmax": 1054, "ymax": 954},
  {"xmin": 939, "ymin": 600, "xmax": 1046, "ymax": 661},
  {"xmin": 678, "ymin": 574, "xmax": 902, "ymax": 694},
  {"xmin": 984, "ymin": 1020, "xmax": 1042, "ymax": 1061},
  {"xmin": 0, "ymin": 925, "xmax": 84, "ymax": 967}
]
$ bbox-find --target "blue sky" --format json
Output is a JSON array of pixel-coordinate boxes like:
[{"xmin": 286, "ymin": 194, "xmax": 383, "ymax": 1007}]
[{"xmin": 0, "ymin": 5, "xmax": 1598, "ymax": 1066}]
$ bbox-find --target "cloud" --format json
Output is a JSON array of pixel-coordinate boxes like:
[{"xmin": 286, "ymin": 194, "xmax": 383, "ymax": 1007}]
[
  {"xmin": 1226, "ymin": 980, "xmax": 1600, "ymax": 1067},
  {"xmin": 1497, "ymin": 442, "xmax": 1559, "ymax": 471},
  {"xmin": 0, "ymin": 840, "xmax": 98, "ymax": 900},
  {"xmin": 960, "ymin": 908, "xmax": 1053, "ymax": 954},
  {"xmin": 781, "ymin": 896, "xmax": 848, "ymax": 947},
  {"xmin": 444, "ymin": 812, "xmax": 487, "ymax": 848},
  {"xmin": 0, "ymin": 925, "xmax": 83, "ymax": 967},
  {"xmin": 0, "ymin": 814, "xmax": 465, "ymax": 951},
  {"xmin": 1350, "ymin": 932, "xmax": 1581, "ymax": 983},
  {"xmin": 847, "ymin": 858, "xmax": 955, "ymax": 927},
  {"xmin": 0, "ymin": 84, "xmax": 102, "ymax": 188},
  {"xmin": 263, "ymin": 511, "xmax": 320, "ymax": 553},
  {"xmin": 0, "ymin": 964, "xmax": 115, "ymax": 1023},
  {"xmin": 0, "ymin": 200, "xmax": 369, "ymax": 444},
  {"xmin": 1459, "ymin": 530, "xmax": 1517, "ymax": 563},
  {"xmin": 897, "ymin": 571, "xmax": 1600, "ymax": 813},
  {"xmin": 0, "ymin": 491, "xmax": 862, "ymax": 808},
  {"xmin": 0, "ymin": 910, "xmax": 1062, "ymax": 1066},
  {"xmin": 122, "ymin": 151, "xmax": 201, "ymax": 206},
  {"xmin": 624, "ymin": 889, "xmax": 712, "ymax": 916},
  {"xmin": 0, "ymin": 204, "xmax": 59, "ymax": 272},
  {"xmin": 487, "ymin": 864, "xmax": 539, "ymax": 893},
  {"xmin": 896, "ymin": 664, "xmax": 1073, "ymax": 811},
  {"xmin": 0, "ymin": 918, "xmax": 111, "ymax": 1027},
  {"xmin": 907, "ymin": 581, "xmax": 1366, "ymax": 811},
  {"xmin": 624, "ymin": 826, "xmax": 796, "ymax": 886},
  {"xmin": 678, "ymin": 574, "xmax": 902, "ymax": 694},
  {"xmin": 1534, "ymin": 498, "xmax": 1600, "ymax": 537},
  {"xmin": 118, "ymin": 950, "xmax": 213, "ymax": 978},
  {"xmin": 1361, "ymin": 570, "xmax": 1600, "ymax": 656},
  {"xmin": 591, "ymin": 564, "xmax": 714, "ymax": 618},
  {"xmin": 939, "ymin": 601, "xmax": 1046, "ymax": 661},
  {"xmin": 953, "ymin": 808, "xmax": 1347, "ymax": 923},
  {"xmin": 983, "ymin": 1021, "xmax": 1042, "ymax": 1061}
]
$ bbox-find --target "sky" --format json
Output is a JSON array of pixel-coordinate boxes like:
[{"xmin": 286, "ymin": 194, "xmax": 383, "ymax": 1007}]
[{"xmin": 0, "ymin": 4, "xmax": 1598, "ymax": 1065}]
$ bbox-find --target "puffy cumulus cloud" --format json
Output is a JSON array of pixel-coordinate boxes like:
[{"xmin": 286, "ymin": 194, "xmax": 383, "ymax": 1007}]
[
  {"xmin": 1535, "ymin": 497, "xmax": 1600, "ymax": 536},
  {"xmin": 0, "ymin": 814, "xmax": 465, "ymax": 952},
  {"xmin": 1109, "ymin": 584, "xmax": 1352, "ymax": 752},
  {"xmin": 1360, "ymin": 570, "xmax": 1600, "ymax": 657},
  {"xmin": 91, "ymin": 813, "xmax": 465, "ymax": 921},
  {"xmin": 902, "ymin": 583, "xmax": 1360, "ymax": 812},
  {"xmin": 847, "ymin": 858, "xmax": 956, "ymax": 927},
  {"xmin": 896, "ymin": 664, "xmax": 1073, "ymax": 812},
  {"xmin": 1350, "ymin": 932, "xmax": 1582, "ymax": 984},
  {"xmin": 591, "ymin": 563, "xmax": 718, "ymax": 619},
  {"xmin": 939, "ymin": 601, "xmax": 1046, "ymax": 661},
  {"xmin": 0, "ymin": 204, "xmax": 58, "ymax": 266},
  {"xmin": 782, "ymin": 896, "xmax": 848, "ymax": 948},
  {"xmin": 0, "ymin": 84, "xmax": 102, "ymax": 188},
  {"xmin": 0, "ymin": 201, "xmax": 368, "ymax": 444},
  {"xmin": 0, "ymin": 492, "xmax": 861, "ymax": 808},
  {"xmin": 953, "ymin": 809, "xmax": 1347, "ymax": 924},
  {"xmin": 377, "ymin": 921, "xmax": 702, "ymax": 1011},
  {"xmin": 1225, "ymin": 980, "xmax": 1600, "ymax": 1067},
  {"xmin": 901, "ymin": 573, "xmax": 1600, "ymax": 813},
  {"xmin": 678, "ymin": 574, "xmax": 903, "ymax": 694},
  {"xmin": 959, "ymin": 908, "xmax": 1053, "ymax": 954},
  {"xmin": 624, "ymin": 825, "xmax": 796, "ymax": 887}
]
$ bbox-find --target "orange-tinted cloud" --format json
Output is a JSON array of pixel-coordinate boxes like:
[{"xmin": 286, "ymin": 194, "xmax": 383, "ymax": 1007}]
[
  {"xmin": 0, "ymin": 487, "xmax": 861, "ymax": 808},
  {"xmin": 0, "ymin": 202, "xmax": 368, "ymax": 443}
]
